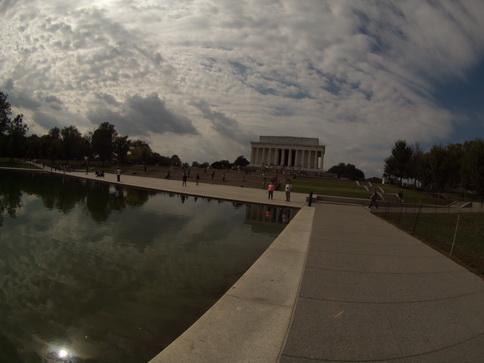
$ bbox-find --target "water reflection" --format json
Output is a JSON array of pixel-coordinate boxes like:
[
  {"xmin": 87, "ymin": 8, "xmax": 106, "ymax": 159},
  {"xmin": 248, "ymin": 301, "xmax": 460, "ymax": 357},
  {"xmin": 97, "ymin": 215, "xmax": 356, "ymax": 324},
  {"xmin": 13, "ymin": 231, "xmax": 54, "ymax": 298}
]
[{"xmin": 0, "ymin": 170, "xmax": 297, "ymax": 362}]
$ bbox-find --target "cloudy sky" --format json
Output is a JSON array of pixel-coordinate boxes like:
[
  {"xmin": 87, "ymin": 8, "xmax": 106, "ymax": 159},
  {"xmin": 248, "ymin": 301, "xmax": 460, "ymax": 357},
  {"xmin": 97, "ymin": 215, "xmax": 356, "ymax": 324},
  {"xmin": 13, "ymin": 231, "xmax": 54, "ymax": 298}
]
[{"xmin": 1, "ymin": 0, "xmax": 483, "ymax": 177}]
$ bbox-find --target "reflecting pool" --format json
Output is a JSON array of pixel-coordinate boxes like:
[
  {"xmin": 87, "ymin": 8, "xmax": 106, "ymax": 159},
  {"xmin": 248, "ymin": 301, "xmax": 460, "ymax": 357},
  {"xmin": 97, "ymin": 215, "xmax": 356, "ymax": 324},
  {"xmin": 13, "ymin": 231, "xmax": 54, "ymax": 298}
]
[{"xmin": 0, "ymin": 169, "xmax": 297, "ymax": 362}]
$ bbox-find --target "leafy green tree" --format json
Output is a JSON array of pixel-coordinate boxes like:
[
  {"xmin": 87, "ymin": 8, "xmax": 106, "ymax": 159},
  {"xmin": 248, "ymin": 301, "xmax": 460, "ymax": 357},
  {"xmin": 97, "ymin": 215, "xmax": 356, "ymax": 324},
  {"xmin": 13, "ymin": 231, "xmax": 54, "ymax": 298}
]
[
  {"xmin": 92, "ymin": 122, "xmax": 117, "ymax": 166},
  {"xmin": 171, "ymin": 154, "xmax": 181, "ymax": 167},
  {"xmin": 128, "ymin": 140, "xmax": 152, "ymax": 164},
  {"xmin": 416, "ymin": 152, "xmax": 432, "ymax": 190},
  {"xmin": 462, "ymin": 139, "xmax": 484, "ymax": 202},
  {"xmin": 0, "ymin": 91, "xmax": 12, "ymax": 136},
  {"xmin": 407, "ymin": 142, "xmax": 423, "ymax": 188},
  {"xmin": 60, "ymin": 125, "xmax": 84, "ymax": 162},
  {"xmin": 233, "ymin": 155, "xmax": 250, "ymax": 167},
  {"xmin": 113, "ymin": 135, "xmax": 131, "ymax": 164},
  {"xmin": 446, "ymin": 143, "xmax": 465, "ymax": 189},
  {"xmin": 211, "ymin": 160, "xmax": 231, "ymax": 169},
  {"xmin": 327, "ymin": 162, "xmax": 365, "ymax": 180},
  {"xmin": 46, "ymin": 127, "xmax": 63, "ymax": 163},
  {"xmin": 149, "ymin": 153, "xmax": 172, "ymax": 166},
  {"xmin": 25, "ymin": 134, "xmax": 42, "ymax": 159},
  {"xmin": 425, "ymin": 145, "xmax": 453, "ymax": 191},
  {"xmin": 384, "ymin": 140, "xmax": 412, "ymax": 183},
  {"xmin": 5, "ymin": 114, "xmax": 29, "ymax": 160},
  {"xmin": 0, "ymin": 92, "xmax": 28, "ymax": 158}
]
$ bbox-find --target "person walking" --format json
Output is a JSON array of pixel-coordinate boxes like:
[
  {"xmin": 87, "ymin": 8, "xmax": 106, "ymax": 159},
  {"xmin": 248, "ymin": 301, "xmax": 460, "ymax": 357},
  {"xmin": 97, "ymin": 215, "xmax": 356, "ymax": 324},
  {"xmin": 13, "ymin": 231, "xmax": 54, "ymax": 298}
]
[
  {"xmin": 116, "ymin": 167, "xmax": 121, "ymax": 182},
  {"xmin": 368, "ymin": 190, "xmax": 378, "ymax": 209},
  {"xmin": 285, "ymin": 180, "xmax": 292, "ymax": 202},
  {"xmin": 182, "ymin": 172, "xmax": 187, "ymax": 186},
  {"xmin": 267, "ymin": 182, "xmax": 275, "ymax": 199},
  {"xmin": 196, "ymin": 173, "xmax": 200, "ymax": 185}
]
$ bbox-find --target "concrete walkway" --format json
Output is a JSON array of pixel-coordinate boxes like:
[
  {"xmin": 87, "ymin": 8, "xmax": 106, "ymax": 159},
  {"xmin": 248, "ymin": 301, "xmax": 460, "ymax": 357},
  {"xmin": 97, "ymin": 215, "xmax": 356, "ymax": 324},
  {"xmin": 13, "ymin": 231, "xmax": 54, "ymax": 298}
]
[
  {"xmin": 20, "ymin": 166, "xmax": 484, "ymax": 361},
  {"xmin": 281, "ymin": 203, "xmax": 484, "ymax": 362},
  {"xmin": 45, "ymin": 168, "xmax": 309, "ymax": 208}
]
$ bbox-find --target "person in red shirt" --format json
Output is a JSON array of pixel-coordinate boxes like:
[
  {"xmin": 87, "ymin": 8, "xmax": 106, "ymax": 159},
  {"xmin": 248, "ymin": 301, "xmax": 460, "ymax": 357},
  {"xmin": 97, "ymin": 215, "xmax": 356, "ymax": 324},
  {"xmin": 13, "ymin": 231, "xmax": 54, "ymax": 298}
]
[{"xmin": 267, "ymin": 182, "xmax": 275, "ymax": 199}]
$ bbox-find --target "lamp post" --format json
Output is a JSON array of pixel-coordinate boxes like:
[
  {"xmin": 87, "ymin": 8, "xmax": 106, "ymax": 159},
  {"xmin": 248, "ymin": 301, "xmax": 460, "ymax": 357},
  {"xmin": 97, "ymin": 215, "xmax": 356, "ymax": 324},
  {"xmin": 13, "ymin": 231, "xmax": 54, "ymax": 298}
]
[{"xmin": 85, "ymin": 156, "xmax": 89, "ymax": 175}]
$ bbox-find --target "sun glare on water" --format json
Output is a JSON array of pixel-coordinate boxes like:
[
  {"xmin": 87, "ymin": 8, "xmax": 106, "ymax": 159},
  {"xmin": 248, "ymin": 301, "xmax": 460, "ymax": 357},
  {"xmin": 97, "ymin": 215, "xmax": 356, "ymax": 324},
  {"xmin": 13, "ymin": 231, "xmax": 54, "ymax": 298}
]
[{"xmin": 58, "ymin": 348, "xmax": 68, "ymax": 359}]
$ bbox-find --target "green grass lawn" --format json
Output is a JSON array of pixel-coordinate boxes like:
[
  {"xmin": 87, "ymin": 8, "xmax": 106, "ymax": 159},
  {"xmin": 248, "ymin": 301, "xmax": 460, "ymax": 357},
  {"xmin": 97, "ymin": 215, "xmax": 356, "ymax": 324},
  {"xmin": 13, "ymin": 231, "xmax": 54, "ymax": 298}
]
[
  {"xmin": 292, "ymin": 176, "xmax": 480, "ymax": 205},
  {"xmin": 292, "ymin": 177, "xmax": 447, "ymax": 204},
  {"xmin": 378, "ymin": 212, "xmax": 484, "ymax": 279},
  {"xmin": 0, "ymin": 158, "xmax": 41, "ymax": 169},
  {"xmin": 292, "ymin": 177, "xmax": 370, "ymax": 198}
]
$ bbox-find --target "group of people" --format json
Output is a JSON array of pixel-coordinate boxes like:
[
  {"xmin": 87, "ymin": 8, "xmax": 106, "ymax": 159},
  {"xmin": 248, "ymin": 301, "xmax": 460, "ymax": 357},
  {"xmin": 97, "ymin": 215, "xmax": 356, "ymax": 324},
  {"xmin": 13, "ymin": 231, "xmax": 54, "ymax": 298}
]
[
  {"xmin": 267, "ymin": 180, "xmax": 292, "ymax": 202},
  {"xmin": 115, "ymin": 166, "xmax": 295, "ymax": 202}
]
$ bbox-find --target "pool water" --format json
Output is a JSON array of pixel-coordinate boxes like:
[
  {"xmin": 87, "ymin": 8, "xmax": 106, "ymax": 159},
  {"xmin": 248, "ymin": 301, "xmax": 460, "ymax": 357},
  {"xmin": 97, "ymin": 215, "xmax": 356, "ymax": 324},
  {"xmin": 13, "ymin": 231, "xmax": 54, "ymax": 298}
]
[{"xmin": 0, "ymin": 169, "xmax": 296, "ymax": 362}]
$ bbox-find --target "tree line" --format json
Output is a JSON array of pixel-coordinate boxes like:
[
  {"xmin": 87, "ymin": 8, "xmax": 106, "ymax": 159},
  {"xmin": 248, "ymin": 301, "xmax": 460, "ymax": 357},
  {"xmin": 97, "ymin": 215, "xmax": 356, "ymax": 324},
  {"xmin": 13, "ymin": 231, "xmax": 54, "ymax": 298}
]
[
  {"xmin": 384, "ymin": 139, "xmax": 484, "ymax": 199},
  {"xmin": 0, "ymin": 91, "xmax": 252, "ymax": 169},
  {"xmin": 1, "ymin": 90, "xmax": 178, "ymax": 165}
]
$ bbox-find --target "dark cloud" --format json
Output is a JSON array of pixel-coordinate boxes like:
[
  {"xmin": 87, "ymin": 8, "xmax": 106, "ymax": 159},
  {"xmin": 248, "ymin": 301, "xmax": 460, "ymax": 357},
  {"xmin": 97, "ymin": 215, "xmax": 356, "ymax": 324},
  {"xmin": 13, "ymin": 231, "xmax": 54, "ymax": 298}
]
[
  {"xmin": 43, "ymin": 95, "xmax": 64, "ymax": 110},
  {"xmin": 4, "ymin": 79, "xmax": 14, "ymax": 90},
  {"xmin": 270, "ymin": 106, "xmax": 295, "ymax": 117},
  {"xmin": 96, "ymin": 93, "xmax": 120, "ymax": 106},
  {"xmin": 87, "ymin": 93, "xmax": 199, "ymax": 137},
  {"xmin": 33, "ymin": 111, "xmax": 62, "ymax": 130},
  {"xmin": 0, "ymin": 0, "xmax": 21, "ymax": 14},
  {"xmin": 10, "ymin": 91, "xmax": 41, "ymax": 111},
  {"xmin": 3, "ymin": 79, "xmax": 40, "ymax": 110},
  {"xmin": 193, "ymin": 100, "xmax": 250, "ymax": 145}
]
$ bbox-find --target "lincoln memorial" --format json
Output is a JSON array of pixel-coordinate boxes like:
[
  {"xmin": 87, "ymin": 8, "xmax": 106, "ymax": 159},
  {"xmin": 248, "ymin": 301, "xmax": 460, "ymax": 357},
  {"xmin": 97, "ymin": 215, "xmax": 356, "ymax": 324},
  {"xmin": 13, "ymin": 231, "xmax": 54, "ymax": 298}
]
[{"xmin": 250, "ymin": 136, "xmax": 326, "ymax": 170}]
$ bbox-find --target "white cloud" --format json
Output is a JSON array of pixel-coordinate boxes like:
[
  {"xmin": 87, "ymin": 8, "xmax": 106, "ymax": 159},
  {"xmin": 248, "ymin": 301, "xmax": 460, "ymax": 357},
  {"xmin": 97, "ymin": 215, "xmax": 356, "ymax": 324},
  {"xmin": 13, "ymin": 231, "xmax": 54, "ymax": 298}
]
[{"xmin": 1, "ymin": 0, "xmax": 483, "ymax": 176}]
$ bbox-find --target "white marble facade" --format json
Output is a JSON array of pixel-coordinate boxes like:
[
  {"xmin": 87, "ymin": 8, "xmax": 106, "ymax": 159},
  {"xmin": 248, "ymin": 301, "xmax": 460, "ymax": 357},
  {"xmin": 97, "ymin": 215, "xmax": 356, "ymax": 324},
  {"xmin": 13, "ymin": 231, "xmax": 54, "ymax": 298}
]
[{"xmin": 250, "ymin": 136, "xmax": 325, "ymax": 170}]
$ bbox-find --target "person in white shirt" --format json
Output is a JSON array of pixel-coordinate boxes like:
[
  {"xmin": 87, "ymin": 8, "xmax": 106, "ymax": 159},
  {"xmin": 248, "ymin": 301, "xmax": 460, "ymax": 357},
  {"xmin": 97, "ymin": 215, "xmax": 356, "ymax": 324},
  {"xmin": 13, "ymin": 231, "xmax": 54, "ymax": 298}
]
[{"xmin": 285, "ymin": 181, "xmax": 292, "ymax": 202}]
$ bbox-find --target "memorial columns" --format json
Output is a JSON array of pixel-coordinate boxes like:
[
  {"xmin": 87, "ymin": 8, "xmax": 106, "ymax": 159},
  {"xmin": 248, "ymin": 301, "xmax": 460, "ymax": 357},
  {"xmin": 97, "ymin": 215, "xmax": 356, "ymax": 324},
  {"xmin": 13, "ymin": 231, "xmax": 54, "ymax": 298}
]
[{"xmin": 250, "ymin": 137, "xmax": 325, "ymax": 170}]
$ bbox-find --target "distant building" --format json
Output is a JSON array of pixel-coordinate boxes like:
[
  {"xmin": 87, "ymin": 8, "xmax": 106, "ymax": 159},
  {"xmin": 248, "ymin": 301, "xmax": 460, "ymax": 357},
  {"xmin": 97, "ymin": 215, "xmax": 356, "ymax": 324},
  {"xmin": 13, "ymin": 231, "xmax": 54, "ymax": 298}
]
[{"xmin": 250, "ymin": 136, "xmax": 325, "ymax": 170}]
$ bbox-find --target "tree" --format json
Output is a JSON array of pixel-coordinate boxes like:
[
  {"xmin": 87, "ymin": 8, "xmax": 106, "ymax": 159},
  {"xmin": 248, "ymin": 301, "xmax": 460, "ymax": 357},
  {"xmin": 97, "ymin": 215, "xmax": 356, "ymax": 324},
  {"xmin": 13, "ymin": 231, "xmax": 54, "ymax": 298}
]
[
  {"xmin": 233, "ymin": 155, "xmax": 250, "ymax": 168},
  {"xmin": 427, "ymin": 146, "xmax": 453, "ymax": 190},
  {"xmin": 5, "ymin": 114, "xmax": 29, "ymax": 160},
  {"xmin": 211, "ymin": 160, "xmax": 231, "ymax": 169},
  {"xmin": 113, "ymin": 135, "xmax": 131, "ymax": 164},
  {"xmin": 128, "ymin": 140, "xmax": 152, "ymax": 164},
  {"xmin": 416, "ymin": 152, "xmax": 432, "ymax": 190},
  {"xmin": 384, "ymin": 140, "xmax": 412, "ymax": 184},
  {"xmin": 445, "ymin": 143, "xmax": 465, "ymax": 189},
  {"xmin": 0, "ymin": 92, "xmax": 29, "ymax": 158},
  {"xmin": 327, "ymin": 162, "xmax": 365, "ymax": 180},
  {"xmin": 171, "ymin": 155, "xmax": 181, "ymax": 167},
  {"xmin": 46, "ymin": 127, "xmax": 63, "ymax": 163},
  {"xmin": 92, "ymin": 122, "xmax": 117, "ymax": 166},
  {"xmin": 60, "ymin": 125, "xmax": 84, "ymax": 162},
  {"xmin": 0, "ymin": 91, "xmax": 12, "ymax": 136},
  {"xmin": 462, "ymin": 139, "xmax": 484, "ymax": 202},
  {"xmin": 25, "ymin": 134, "xmax": 42, "ymax": 159},
  {"xmin": 149, "ymin": 153, "xmax": 172, "ymax": 166},
  {"xmin": 407, "ymin": 142, "xmax": 423, "ymax": 188}
]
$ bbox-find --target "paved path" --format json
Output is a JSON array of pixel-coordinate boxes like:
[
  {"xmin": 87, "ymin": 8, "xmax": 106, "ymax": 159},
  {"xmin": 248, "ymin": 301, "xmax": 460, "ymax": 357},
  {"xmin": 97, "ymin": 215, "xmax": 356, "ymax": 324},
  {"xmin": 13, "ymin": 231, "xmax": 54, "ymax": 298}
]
[
  {"xmin": 281, "ymin": 203, "xmax": 484, "ymax": 362},
  {"xmin": 22, "ymin": 166, "xmax": 484, "ymax": 361},
  {"xmin": 47, "ymin": 168, "xmax": 309, "ymax": 208}
]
